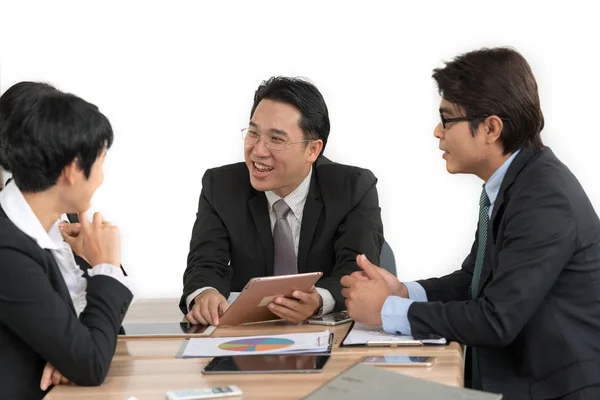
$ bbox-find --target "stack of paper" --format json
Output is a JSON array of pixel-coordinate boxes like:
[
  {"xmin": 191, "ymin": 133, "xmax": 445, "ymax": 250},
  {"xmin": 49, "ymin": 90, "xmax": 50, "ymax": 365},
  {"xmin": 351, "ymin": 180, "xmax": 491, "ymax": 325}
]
[
  {"xmin": 343, "ymin": 322, "xmax": 446, "ymax": 346},
  {"xmin": 178, "ymin": 330, "xmax": 332, "ymax": 358}
]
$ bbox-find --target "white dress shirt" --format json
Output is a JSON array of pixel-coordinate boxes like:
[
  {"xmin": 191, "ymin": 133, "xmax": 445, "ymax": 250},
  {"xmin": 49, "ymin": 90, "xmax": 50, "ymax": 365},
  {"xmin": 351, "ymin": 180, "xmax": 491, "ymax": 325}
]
[
  {"xmin": 187, "ymin": 168, "xmax": 336, "ymax": 315},
  {"xmin": 0, "ymin": 181, "xmax": 133, "ymax": 317}
]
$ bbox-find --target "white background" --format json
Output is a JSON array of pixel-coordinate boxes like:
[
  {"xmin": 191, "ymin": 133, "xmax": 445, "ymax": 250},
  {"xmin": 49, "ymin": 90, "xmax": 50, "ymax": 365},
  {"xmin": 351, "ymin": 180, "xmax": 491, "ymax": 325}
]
[{"xmin": 1, "ymin": 0, "xmax": 599, "ymax": 299}]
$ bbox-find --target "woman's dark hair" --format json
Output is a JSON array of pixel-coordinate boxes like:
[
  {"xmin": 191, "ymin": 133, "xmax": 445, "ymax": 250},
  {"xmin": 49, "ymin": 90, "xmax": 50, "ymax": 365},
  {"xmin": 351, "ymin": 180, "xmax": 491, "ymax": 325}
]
[
  {"xmin": 0, "ymin": 81, "xmax": 58, "ymax": 171},
  {"xmin": 0, "ymin": 82, "xmax": 113, "ymax": 192}
]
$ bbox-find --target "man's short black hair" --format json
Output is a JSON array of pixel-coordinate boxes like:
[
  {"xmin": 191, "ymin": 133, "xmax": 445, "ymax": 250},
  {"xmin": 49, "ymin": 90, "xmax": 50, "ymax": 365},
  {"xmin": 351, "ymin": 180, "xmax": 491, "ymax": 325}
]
[
  {"xmin": 251, "ymin": 77, "xmax": 330, "ymax": 154},
  {"xmin": 433, "ymin": 47, "xmax": 544, "ymax": 154}
]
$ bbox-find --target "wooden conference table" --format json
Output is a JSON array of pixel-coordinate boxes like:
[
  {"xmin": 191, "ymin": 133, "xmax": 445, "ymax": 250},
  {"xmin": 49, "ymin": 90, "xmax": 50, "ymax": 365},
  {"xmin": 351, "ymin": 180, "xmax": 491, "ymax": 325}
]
[{"xmin": 45, "ymin": 299, "xmax": 464, "ymax": 399}]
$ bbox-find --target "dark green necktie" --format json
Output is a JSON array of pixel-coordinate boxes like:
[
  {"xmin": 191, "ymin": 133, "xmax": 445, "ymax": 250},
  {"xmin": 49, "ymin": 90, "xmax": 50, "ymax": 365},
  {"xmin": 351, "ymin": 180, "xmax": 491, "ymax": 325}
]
[
  {"xmin": 471, "ymin": 186, "xmax": 491, "ymax": 298},
  {"xmin": 471, "ymin": 186, "xmax": 490, "ymax": 390}
]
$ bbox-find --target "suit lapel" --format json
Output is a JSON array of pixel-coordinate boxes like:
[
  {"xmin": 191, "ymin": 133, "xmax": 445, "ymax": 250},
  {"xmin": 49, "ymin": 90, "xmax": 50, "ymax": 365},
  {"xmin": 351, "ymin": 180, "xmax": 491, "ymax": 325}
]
[
  {"xmin": 43, "ymin": 249, "xmax": 77, "ymax": 315},
  {"xmin": 248, "ymin": 191, "xmax": 274, "ymax": 276},
  {"xmin": 297, "ymin": 171, "xmax": 323, "ymax": 274},
  {"xmin": 478, "ymin": 146, "xmax": 540, "ymax": 295},
  {"xmin": 0, "ymin": 206, "xmax": 78, "ymax": 315},
  {"xmin": 489, "ymin": 147, "xmax": 537, "ymax": 225}
]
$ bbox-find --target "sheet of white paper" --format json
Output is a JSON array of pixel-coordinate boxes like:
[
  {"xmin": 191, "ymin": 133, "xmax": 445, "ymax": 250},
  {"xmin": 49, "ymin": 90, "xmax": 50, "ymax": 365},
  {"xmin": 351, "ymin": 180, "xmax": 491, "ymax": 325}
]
[
  {"xmin": 181, "ymin": 330, "xmax": 332, "ymax": 358},
  {"xmin": 343, "ymin": 323, "xmax": 446, "ymax": 346}
]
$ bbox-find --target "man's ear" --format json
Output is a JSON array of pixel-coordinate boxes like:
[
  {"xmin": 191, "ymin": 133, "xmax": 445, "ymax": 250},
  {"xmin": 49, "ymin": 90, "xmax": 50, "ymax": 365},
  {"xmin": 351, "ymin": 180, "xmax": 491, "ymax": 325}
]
[
  {"xmin": 483, "ymin": 115, "xmax": 504, "ymax": 145},
  {"xmin": 306, "ymin": 139, "xmax": 324, "ymax": 163},
  {"xmin": 59, "ymin": 159, "xmax": 81, "ymax": 186}
]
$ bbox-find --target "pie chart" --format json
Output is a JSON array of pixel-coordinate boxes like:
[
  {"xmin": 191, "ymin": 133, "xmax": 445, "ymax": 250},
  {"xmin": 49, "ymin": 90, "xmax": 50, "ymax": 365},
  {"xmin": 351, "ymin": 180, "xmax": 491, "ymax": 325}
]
[{"xmin": 218, "ymin": 337, "xmax": 295, "ymax": 352}]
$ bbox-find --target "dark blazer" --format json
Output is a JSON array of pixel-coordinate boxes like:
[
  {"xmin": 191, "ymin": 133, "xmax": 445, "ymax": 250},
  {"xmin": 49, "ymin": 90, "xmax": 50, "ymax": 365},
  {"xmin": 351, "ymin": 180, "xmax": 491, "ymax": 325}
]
[
  {"xmin": 408, "ymin": 147, "xmax": 600, "ymax": 399},
  {"xmin": 180, "ymin": 157, "xmax": 384, "ymax": 314},
  {"xmin": 0, "ymin": 207, "xmax": 133, "ymax": 400}
]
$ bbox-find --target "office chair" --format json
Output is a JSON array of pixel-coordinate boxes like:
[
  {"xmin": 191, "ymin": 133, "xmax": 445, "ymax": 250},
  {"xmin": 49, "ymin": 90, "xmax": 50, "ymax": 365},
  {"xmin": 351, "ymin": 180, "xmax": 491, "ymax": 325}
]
[{"xmin": 380, "ymin": 240, "xmax": 397, "ymax": 276}]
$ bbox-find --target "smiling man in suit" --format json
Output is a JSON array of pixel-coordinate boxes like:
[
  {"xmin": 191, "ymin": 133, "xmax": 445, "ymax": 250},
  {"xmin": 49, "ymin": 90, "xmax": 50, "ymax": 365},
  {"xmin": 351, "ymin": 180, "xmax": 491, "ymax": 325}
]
[
  {"xmin": 181, "ymin": 77, "xmax": 383, "ymax": 326},
  {"xmin": 341, "ymin": 48, "xmax": 600, "ymax": 399}
]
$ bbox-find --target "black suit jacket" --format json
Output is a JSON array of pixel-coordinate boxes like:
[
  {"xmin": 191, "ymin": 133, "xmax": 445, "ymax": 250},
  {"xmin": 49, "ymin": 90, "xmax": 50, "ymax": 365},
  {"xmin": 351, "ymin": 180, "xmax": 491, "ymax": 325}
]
[
  {"xmin": 180, "ymin": 157, "xmax": 384, "ymax": 314},
  {"xmin": 408, "ymin": 147, "xmax": 600, "ymax": 399},
  {"xmin": 0, "ymin": 207, "xmax": 133, "ymax": 400}
]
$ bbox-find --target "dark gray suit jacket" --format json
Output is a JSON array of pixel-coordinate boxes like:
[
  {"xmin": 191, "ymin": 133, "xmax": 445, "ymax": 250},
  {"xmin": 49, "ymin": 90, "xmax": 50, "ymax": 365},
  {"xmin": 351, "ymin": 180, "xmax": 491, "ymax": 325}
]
[
  {"xmin": 408, "ymin": 147, "xmax": 600, "ymax": 399},
  {"xmin": 0, "ymin": 206, "xmax": 132, "ymax": 399},
  {"xmin": 180, "ymin": 157, "xmax": 384, "ymax": 314}
]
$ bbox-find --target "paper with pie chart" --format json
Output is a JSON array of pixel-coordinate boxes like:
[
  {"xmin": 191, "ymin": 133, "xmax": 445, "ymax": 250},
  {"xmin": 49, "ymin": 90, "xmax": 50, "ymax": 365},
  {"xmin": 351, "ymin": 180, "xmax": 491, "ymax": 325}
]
[
  {"xmin": 179, "ymin": 330, "xmax": 331, "ymax": 358},
  {"xmin": 219, "ymin": 337, "xmax": 295, "ymax": 352}
]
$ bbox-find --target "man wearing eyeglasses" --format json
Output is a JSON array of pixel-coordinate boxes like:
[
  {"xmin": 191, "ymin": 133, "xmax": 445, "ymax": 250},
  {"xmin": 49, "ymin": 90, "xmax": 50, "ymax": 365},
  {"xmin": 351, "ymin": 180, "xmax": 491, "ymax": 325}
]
[
  {"xmin": 181, "ymin": 76, "xmax": 383, "ymax": 326},
  {"xmin": 341, "ymin": 47, "xmax": 600, "ymax": 399}
]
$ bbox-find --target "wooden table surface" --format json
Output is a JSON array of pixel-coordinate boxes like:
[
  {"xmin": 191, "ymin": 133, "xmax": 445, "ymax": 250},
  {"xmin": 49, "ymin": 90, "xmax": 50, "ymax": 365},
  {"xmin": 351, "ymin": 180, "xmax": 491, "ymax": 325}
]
[{"xmin": 45, "ymin": 298, "xmax": 464, "ymax": 399}]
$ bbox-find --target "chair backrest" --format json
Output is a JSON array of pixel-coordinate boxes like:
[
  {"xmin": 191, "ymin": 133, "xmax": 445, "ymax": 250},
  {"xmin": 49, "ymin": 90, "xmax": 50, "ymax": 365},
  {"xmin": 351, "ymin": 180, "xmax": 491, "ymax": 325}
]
[{"xmin": 380, "ymin": 240, "xmax": 397, "ymax": 276}]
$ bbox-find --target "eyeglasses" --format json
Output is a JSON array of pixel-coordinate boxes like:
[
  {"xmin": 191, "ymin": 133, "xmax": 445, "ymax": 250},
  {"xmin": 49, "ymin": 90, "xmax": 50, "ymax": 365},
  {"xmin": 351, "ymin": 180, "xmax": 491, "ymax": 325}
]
[
  {"xmin": 241, "ymin": 128, "xmax": 312, "ymax": 151},
  {"xmin": 440, "ymin": 113, "xmax": 491, "ymax": 130}
]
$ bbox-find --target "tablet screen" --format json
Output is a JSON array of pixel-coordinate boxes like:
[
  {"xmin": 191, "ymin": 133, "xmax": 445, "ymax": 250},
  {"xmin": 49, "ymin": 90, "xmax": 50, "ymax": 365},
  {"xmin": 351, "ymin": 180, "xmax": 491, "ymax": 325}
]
[
  {"xmin": 203, "ymin": 355, "xmax": 330, "ymax": 374},
  {"xmin": 120, "ymin": 322, "xmax": 211, "ymax": 336}
]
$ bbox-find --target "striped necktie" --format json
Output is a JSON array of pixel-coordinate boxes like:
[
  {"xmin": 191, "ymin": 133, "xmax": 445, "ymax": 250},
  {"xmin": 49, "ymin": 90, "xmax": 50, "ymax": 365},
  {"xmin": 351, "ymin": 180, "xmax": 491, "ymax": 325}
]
[
  {"xmin": 272, "ymin": 199, "xmax": 297, "ymax": 275},
  {"xmin": 470, "ymin": 186, "xmax": 490, "ymax": 390}
]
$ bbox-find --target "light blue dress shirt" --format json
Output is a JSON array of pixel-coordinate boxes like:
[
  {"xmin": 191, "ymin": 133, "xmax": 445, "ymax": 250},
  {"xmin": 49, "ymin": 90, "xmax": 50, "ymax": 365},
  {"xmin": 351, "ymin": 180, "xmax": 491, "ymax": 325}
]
[{"xmin": 381, "ymin": 150, "xmax": 521, "ymax": 334}]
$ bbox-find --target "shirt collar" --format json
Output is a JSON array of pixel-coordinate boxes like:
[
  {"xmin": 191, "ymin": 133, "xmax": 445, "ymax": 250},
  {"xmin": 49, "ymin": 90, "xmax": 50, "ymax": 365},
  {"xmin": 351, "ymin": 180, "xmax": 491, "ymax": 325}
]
[
  {"xmin": 485, "ymin": 149, "xmax": 521, "ymax": 208},
  {"xmin": 264, "ymin": 168, "xmax": 313, "ymax": 220},
  {"xmin": 0, "ymin": 180, "xmax": 62, "ymax": 250}
]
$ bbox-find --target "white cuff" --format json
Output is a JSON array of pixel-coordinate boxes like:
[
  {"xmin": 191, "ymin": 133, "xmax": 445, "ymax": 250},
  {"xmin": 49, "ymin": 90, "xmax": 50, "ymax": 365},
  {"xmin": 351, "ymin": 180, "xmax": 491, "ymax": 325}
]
[
  {"xmin": 315, "ymin": 287, "xmax": 335, "ymax": 316},
  {"xmin": 186, "ymin": 287, "xmax": 218, "ymax": 312}
]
